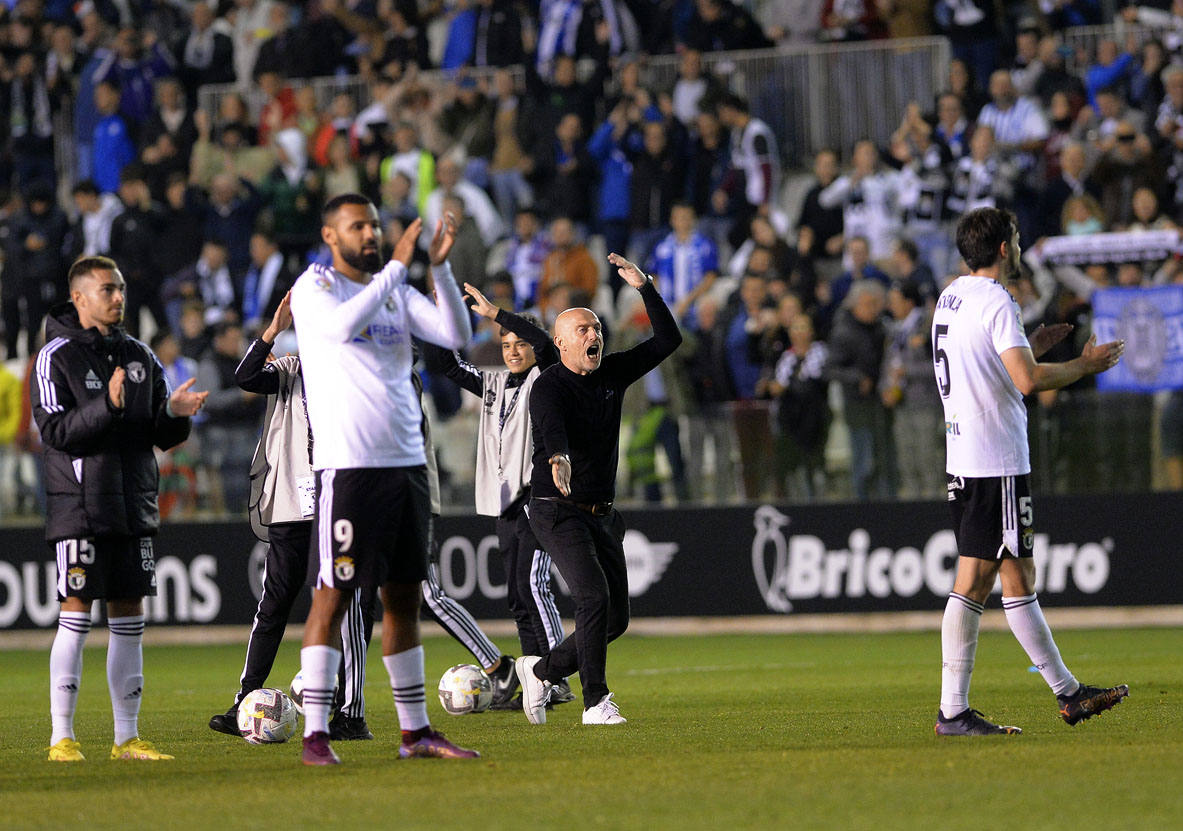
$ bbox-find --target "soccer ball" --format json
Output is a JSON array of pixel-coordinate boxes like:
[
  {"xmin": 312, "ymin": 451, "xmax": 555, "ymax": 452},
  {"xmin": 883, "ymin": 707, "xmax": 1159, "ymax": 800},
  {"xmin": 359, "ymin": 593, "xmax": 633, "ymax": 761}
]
[
  {"xmin": 289, "ymin": 670, "xmax": 338, "ymax": 717},
  {"xmin": 236, "ymin": 688, "xmax": 299, "ymax": 744},
  {"xmin": 438, "ymin": 664, "xmax": 493, "ymax": 715}
]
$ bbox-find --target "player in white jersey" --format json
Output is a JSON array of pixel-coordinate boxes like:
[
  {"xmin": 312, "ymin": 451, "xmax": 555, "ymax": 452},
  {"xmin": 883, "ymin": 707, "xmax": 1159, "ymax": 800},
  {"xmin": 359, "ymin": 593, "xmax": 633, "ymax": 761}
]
[
  {"xmin": 932, "ymin": 207, "xmax": 1130, "ymax": 736},
  {"xmin": 290, "ymin": 194, "xmax": 476, "ymax": 764}
]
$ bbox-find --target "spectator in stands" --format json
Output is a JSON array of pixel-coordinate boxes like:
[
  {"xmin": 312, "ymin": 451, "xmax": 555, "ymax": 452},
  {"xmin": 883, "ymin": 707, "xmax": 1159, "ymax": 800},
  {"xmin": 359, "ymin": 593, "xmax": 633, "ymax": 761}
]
[
  {"xmin": 821, "ymin": 0, "xmax": 887, "ymax": 41},
  {"xmin": 933, "ymin": 92, "xmax": 971, "ymax": 162},
  {"xmin": 443, "ymin": 193, "xmax": 490, "ymax": 288},
  {"xmin": 502, "ymin": 206, "xmax": 551, "ymax": 309},
  {"xmin": 256, "ymin": 69, "xmax": 297, "ymax": 149},
  {"xmin": 1060, "ymin": 193, "xmax": 1106, "ymax": 235},
  {"xmin": 977, "ymin": 69, "xmax": 1049, "ymax": 177},
  {"xmin": 680, "ymin": 296, "xmax": 737, "ymax": 501},
  {"xmin": 819, "ymin": 139, "xmax": 901, "ymax": 261},
  {"xmin": 826, "ymin": 279, "xmax": 891, "ymax": 500},
  {"xmin": 424, "ymin": 152, "xmax": 505, "ymax": 247},
  {"xmin": 216, "ymin": 91, "xmax": 260, "ymax": 146},
  {"xmin": 893, "ymin": 103, "xmax": 954, "ymax": 280},
  {"xmin": 8, "ymin": 184, "xmax": 68, "ymax": 359},
  {"xmin": 259, "ymin": 127, "xmax": 322, "ymax": 266},
  {"xmin": 1032, "ymin": 36, "xmax": 1086, "ymax": 108},
  {"xmin": 471, "ymin": 0, "xmax": 527, "ymax": 67},
  {"xmin": 716, "ymin": 93, "xmax": 782, "ymax": 248},
  {"xmin": 241, "ymin": 230, "xmax": 292, "ymax": 333},
  {"xmin": 487, "ymin": 68, "xmax": 537, "ymax": 221},
  {"xmin": 880, "ymin": 279, "xmax": 942, "ymax": 499},
  {"xmin": 46, "ymin": 23, "xmax": 87, "ymax": 103},
  {"xmin": 587, "ymin": 99, "xmax": 635, "ymax": 274},
  {"xmin": 142, "ymin": 77, "xmax": 198, "ymax": 164},
  {"xmin": 817, "ymin": 235, "xmax": 889, "ymax": 331},
  {"xmin": 69, "ymin": 179, "xmax": 122, "ymax": 258},
  {"xmin": 323, "ymin": 134, "xmax": 362, "ymax": 200},
  {"xmin": 92, "ymin": 79, "xmax": 136, "ymax": 194},
  {"xmin": 944, "ymin": 57, "xmax": 986, "ymax": 123},
  {"xmin": 204, "ymin": 173, "xmax": 264, "ymax": 278},
  {"xmin": 758, "ymin": 0, "xmax": 824, "ymax": 44},
  {"xmin": 1091, "ymin": 123, "xmax": 1161, "ymax": 228},
  {"xmin": 887, "ymin": 237, "xmax": 938, "ymax": 303},
  {"xmin": 175, "ymin": 0, "xmax": 236, "ymax": 101},
  {"xmin": 648, "ymin": 202, "xmax": 719, "ymax": 324},
  {"xmin": 95, "ymin": 26, "xmax": 174, "ymax": 135},
  {"xmin": 1130, "ymin": 38, "xmax": 1167, "ymax": 123},
  {"xmin": 109, "ymin": 166, "xmax": 167, "ymax": 337},
  {"xmin": 231, "ymin": 0, "xmax": 279, "ymax": 89},
  {"xmin": 195, "ymin": 320, "xmax": 266, "ymax": 514},
  {"xmin": 935, "ymin": 0, "xmax": 999, "ymax": 92},
  {"xmin": 1044, "ymin": 0, "xmax": 1101, "ymax": 30},
  {"xmin": 670, "ymin": 48, "xmax": 720, "ymax": 128},
  {"xmin": 683, "ymin": 0, "xmax": 771, "ymax": 52},
  {"xmin": 381, "ymin": 120, "xmax": 436, "ymax": 219},
  {"xmin": 1126, "ymin": 186, "xmax": 1176, "ymax": 232},
  {"xmin": 946, "ymin": 125, "xmax": 1018, "ymax": 218},
  {"xmin": 9, "ymin": 52, "xmax": 57, "ymax": 191},
  {"xmin": 686, "ymin": 107, "xmax": 734, "ymax": 258},
  {"xmin": 795, "ymin": 148, "xmax": 844, "ymax": 276},
  {"xmin": 1085, "ymin": 39, "xmax": 1134, "ymax": 108},
  {"xmin": 768, "ymin": 311, "xmax": 830, "ymax": 500},
  {"xmin": 252, "ymin": 2, "xmax": 300, "ymax": 81},
  {"xmin": 163, "ymin": 239, "xmax": 237, "ymax": 332},
  {"xmin": 628, "ymin": 117, "xmax": 680, "ymax": 266},
  {"xmin": 532, "ymin": 112, "xmax": 595, "ymax": 227},
  {"xmin": 524, "ymin": 32, "xmax": 609, "ymax": 138},
  {"xmin": 537, "ymin": 216, "xmax": 600, "ymax": 318},
  {"xmin": 1155, "ymin": 66, "xmax": 1183, "ymax": 215},
  {"xmin": 437, "ymin": 75, "xmax": 496, "ymax": 186},
  {"xmin": 189, "ymin": 110, "xmax": 275, "ymax": 189},
  {"xmin": 156, "ymin": 174, "xmax": 207, "ymax": 280}
]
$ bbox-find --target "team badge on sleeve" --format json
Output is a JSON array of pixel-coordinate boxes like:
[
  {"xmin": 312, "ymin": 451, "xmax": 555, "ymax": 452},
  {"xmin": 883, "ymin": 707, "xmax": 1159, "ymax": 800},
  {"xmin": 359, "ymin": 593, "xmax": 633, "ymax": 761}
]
[{"xmin": 126, "ymin": 361, "xmax": 146, "ymax": 384}]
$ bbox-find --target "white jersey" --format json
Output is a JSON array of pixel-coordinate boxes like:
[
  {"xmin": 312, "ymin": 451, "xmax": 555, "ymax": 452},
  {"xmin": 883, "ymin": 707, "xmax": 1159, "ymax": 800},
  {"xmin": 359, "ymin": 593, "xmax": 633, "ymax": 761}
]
[
  {"xmin": 932, "ymin": 275, "xmax": 1031, "ymax": 477},
  {"xmin": 291, "ymin": 260, "xmax": 471, "ymax": 470}
]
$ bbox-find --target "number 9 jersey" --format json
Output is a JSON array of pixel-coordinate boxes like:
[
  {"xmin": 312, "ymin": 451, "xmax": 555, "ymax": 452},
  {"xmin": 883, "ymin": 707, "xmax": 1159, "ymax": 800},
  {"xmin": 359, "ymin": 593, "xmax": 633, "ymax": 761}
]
[{"xmin": 931, "ymin": 276, "xmax": 1032, "ymax": 477}]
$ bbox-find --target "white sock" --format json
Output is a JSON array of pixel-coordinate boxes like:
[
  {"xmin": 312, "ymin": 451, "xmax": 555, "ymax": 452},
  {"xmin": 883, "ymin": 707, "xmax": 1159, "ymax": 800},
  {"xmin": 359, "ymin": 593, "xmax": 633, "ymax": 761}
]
[
  {"xmin": 383, "ymin": 646, "xmax": 429, "ymax": 732},
  {"xmin": 50, "ymin": 611, "xmax": 91, "ymax": 744},
  {"xmin": 107, "ymin": 615, "xmax": 145, "ymax": 745},
  {"xmin": 1002, "ymin": 594, "xmax": 1078, "ymax": 696},
  {"xmin": 940, "ymin": 593, "xmax": 983, "ymax": 719},
  {"xmin": 300, "ymin": 645, "xmax": 342, "ymax": 738}
]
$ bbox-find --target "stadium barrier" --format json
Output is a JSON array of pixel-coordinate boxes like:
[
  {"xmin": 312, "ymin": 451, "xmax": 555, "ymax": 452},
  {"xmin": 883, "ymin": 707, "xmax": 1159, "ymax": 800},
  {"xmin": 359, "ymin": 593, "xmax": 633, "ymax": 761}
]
[{"xmin": 0, "ymin": 492, "xmax": 1177, "ymax": 630}]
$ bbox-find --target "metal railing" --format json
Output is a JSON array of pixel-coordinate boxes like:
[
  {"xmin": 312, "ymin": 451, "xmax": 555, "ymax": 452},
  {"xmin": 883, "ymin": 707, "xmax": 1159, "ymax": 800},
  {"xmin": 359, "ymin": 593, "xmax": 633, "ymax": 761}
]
[{"xmin": 195, "ymin": 37, "xmax": 950, "ymax": 167}]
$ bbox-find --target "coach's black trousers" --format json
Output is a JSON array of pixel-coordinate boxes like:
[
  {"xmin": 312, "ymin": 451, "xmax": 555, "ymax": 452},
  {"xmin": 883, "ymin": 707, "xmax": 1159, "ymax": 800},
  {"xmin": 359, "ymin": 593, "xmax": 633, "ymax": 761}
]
[{"xmin": 527, "ymin": 498, "xmax": 629, "ymax": 708}]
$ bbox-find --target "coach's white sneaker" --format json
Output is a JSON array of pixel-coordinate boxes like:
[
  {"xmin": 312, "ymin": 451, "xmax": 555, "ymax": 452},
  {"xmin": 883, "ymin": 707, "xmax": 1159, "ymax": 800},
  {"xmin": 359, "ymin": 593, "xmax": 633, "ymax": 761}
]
[
  {"xmin": 515, "ymin": 656, "xmax": 551, "ymax": 725},
  {"xmin": 582, "ymin": 693, "xmax": 626, "ymax": 725}
]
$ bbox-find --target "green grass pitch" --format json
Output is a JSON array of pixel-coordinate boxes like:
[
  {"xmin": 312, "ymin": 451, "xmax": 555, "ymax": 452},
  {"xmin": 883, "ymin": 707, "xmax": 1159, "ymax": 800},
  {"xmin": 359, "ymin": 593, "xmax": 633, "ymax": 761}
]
[{"xmin": 1, "ymin": 628, "xmax": 1180, "ymax": 830}]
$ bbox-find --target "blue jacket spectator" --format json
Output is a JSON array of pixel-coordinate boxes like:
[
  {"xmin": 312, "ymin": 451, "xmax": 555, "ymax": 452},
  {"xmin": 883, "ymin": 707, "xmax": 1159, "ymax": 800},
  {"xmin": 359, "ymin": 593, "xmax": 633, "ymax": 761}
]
[
  {"xmin": 587, "ymin": 111, "xmax": 635, "ymax": 258},
  {"xmin": 93, "ymin": 28, "xmax": 176, "ymax": 130},
  {"xmin": 92, "ymin": 81, "xmax": 136, "ymax": 194}
]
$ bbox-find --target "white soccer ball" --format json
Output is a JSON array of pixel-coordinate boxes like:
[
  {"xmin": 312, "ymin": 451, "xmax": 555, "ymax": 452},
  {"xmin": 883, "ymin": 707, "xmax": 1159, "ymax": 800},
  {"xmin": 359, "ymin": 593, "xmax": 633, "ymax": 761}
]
[
  {"xmin": 237, "ymin": 688, "xmax": 299, "ymax": 744},
  {"xmin": 289, "ymin": 670, "xmax": 338, "ymax": 717},
  {"xmin": 438, "ymin": 664, "xmax": 493, "ymax": 715}
]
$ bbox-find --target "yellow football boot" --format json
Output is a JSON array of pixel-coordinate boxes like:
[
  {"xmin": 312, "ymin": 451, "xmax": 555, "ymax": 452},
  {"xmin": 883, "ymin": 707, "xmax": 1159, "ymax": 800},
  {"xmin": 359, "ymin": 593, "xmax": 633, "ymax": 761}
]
[
  {"xmin": 47, "ymin": 738, "xmax": 85, "ymax": 761},
  {"xmin": 110, "ymin": 738, "xmax": 174, "ymax": 760}
]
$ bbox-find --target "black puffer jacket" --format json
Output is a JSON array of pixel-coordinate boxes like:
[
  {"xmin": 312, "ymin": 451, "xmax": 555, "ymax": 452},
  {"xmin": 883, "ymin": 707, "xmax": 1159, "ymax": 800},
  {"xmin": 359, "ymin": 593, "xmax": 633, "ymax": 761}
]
[{"xmin": 32, "ymin": 303, "xmax": 191, "ymax": 542}]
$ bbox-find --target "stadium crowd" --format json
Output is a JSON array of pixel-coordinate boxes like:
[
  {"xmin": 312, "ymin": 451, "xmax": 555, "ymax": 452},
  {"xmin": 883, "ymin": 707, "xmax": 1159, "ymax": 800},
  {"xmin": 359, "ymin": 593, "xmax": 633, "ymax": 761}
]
[{"xmin": 0, "ymin": 0, "xmax": 1181, "ymax": 519}]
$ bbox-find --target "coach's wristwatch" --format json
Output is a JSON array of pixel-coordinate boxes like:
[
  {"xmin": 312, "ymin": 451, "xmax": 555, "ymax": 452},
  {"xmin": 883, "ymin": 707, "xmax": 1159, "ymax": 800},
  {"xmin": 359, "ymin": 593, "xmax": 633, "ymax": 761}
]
[{"xmin": 549, "ymin": 453, "xmax": 570, "ymax": 466}]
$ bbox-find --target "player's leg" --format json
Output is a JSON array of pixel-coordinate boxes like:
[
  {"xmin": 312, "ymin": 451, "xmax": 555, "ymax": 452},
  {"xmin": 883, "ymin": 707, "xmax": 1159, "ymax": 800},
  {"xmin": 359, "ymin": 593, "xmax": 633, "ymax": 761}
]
[
  {"xmin": 936, "ymin": 476, "xmax": 1019, "ymax": 736},
  {"xmin": 211, "ymin": 522, "xmax": 310, "ymax": 735},
  {"xmin": 48, "ymin": 540, "xmax": 96, "ymax": 760},
  {"xmin": 516, "ymin": 509, "xmax": 565, "ymax": 656},
  {"xmin": 497, "ymin": 512, "xmax": 539, "ymax": 656},
  {"xmin": 105, "ymin": 537, "xmax": 172, "ymax": 760},
  {"xmin": 332, "ymin": 586, "xmax": 375, "ymax": 740},
  {"xmin": 382, "ymin": 467, "xmax": 478, "ymax": 758}
]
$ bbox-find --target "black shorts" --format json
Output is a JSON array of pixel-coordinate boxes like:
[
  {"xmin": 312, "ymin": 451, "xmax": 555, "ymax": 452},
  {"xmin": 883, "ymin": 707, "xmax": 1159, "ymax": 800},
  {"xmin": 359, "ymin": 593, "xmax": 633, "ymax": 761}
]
[
  {"xmin": 54, "ymin": 536, "xmax": 156, "ymax": 601},
  {"xmin": 313, "ymin": 467, "xmax": 430, "ymax": 591},
  {"xmin": 947, "ymin": 474, "xmax": 1034, "ymax": 560}
]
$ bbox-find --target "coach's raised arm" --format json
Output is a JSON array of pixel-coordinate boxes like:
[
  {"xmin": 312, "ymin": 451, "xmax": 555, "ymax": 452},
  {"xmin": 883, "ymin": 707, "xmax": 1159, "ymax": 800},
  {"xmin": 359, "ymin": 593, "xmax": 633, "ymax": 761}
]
[{"xmin": 606, "ymin": 252, "xmax": 684, "ymax": 380}]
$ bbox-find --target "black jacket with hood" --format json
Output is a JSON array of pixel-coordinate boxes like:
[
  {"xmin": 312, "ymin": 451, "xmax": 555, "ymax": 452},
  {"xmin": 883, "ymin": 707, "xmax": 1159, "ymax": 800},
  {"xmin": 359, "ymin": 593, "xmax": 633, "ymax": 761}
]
[{"xmin": 31, "ymin": 302, "xmax": 191, "ymax": 542}]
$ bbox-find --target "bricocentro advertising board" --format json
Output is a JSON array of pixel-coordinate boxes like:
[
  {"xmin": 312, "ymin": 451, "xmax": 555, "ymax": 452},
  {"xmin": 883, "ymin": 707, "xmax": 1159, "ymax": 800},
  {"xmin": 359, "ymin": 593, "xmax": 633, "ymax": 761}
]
[{"xmin": 0, "ymin": 493, "xmax": 1177, "ymax": 629}]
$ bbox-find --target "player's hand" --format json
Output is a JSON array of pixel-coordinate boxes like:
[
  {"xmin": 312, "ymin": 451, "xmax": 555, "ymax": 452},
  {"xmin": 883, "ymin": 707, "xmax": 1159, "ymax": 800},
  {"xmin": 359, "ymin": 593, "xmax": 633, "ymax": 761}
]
[
  {"xmin": 464, "ymin": 282, "xmax": 498, "ymax": 320},
  {"xmin": 428, "ymin": 212, "xmax": 458, "ymax": 265},
  {"xmin": 169, "ymin": 378, "xmax": 209, "ymax": 417},
  {"xmin": 1080, "ymin": 334, "xmax": 1125, "ymax": 375},
  {"xmin": 392, "ymin": 217, "xmax": 422, "ymax": 267},
  {"xmin": 1028, "ymin": 322, "xmax": 1071, "ymax": 359},
  {"xmin": 108, "ymin": 367, "xmax": 126, "ymax": 409},
  {"xmin": 551, "ymin": 455, "xmax": 572, "ymax": 497},
  {"xmin": 262, "ymin": 291, "xmax": 292, "ymax": 343},
  {"xmin": 608, "ymin": 252, "xmax": 648, "ymax": 289}
]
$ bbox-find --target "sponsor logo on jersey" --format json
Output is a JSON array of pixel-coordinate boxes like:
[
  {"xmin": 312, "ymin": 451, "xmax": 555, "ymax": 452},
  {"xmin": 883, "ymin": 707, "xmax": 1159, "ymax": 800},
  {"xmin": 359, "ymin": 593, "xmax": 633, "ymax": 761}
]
[
  {"xmin": 351, "ymin": 323, "xmax": 403, "ymax": 347},
  {"xmin": 622, "ymin": 530, "xmax": 677, "ymax": 597},
  {"xmin": 67, "ymin": 567, "xmax": 86, "ymax": 591},
  {"xmin": 334, "ymin": 556, "xmax": 355, "ymax": 582},
  {"xmin": 944, "ymin": 418, "xmax": 960, "ymax": 435},
  {"xmin": 127, "ymin": 361, "xmax": 146, "ymax": 384},
  {"xmin": 140, "ymin": 538, "xmax": 154, "ymax": 571},
  {"xmin": 84, "ymin": 369, "xmax": 103, "ymax": 390}
]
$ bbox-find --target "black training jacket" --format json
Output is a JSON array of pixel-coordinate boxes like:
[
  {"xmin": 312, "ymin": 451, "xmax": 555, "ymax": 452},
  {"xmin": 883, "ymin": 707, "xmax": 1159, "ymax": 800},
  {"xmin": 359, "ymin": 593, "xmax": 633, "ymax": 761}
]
[{"xmin": 31, "ymin": 303, "xmax": 191, "ymax": 542}]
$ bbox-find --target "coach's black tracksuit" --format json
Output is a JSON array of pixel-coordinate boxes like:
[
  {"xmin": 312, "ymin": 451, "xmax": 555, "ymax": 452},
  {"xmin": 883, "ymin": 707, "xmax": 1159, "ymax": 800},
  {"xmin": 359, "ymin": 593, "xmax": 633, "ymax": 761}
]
[{"xmin": 527, "ymin": 280, "xmax": 681, "ymax": 708}]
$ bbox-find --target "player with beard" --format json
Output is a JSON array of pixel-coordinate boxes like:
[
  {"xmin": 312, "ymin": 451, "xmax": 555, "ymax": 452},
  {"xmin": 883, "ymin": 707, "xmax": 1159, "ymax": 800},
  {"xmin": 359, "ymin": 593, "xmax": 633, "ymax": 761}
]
[
  {"xmin": 290, "ymin": 194, "xmax": 474, "ymax": 764},
  {"xmin": 932, "ymin": 207, "xmax": 1129, "ymax": 736},
  {"xmin": 515, "ymin": 253, "xmax": 682, "ymax": 726}
]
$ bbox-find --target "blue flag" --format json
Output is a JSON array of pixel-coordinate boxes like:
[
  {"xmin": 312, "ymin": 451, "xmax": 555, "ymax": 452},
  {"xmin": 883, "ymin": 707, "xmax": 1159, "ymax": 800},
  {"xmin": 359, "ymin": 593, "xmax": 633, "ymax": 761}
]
[{"xmin": 1091, "ymin": 285, "xmax": 1183, "ymax": 392}]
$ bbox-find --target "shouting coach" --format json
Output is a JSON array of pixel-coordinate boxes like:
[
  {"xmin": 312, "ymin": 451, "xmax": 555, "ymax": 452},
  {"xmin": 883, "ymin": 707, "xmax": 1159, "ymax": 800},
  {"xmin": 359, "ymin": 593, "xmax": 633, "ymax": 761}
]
[{"xmin": 516, "ymin": 253, "xmax": 682, "ymax": 726}]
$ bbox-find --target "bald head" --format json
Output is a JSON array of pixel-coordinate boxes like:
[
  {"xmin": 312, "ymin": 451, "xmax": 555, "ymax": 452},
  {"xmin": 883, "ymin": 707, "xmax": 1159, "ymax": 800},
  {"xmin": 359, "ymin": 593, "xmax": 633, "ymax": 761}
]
[{"xmin": 554, "ymin": 307, "xmax": 603, "ymax": 375}]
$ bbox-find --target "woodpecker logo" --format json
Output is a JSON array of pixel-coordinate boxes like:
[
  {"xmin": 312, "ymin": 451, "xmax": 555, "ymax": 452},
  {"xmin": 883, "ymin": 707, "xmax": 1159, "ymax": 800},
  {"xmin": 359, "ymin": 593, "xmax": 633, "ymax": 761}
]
[{"xmin": 622, "ymin": 529, "xmax": 677, "ymax": 597}]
